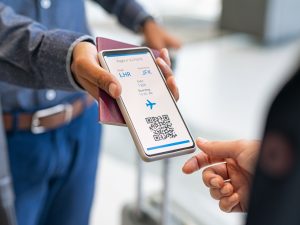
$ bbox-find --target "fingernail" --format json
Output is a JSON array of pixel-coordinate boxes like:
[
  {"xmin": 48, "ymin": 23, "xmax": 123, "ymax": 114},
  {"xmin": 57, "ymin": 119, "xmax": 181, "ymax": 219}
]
[
  {"xmin": 210, "ymin": 178, "xmax": 220, "ymax": 188},
  {"xmin": 196, "ymin": 137, "xmax": 208, "ymax": 144},
  {"xmin": 108, "ymin": 83, "xmax": 117, "ymax": 97}
]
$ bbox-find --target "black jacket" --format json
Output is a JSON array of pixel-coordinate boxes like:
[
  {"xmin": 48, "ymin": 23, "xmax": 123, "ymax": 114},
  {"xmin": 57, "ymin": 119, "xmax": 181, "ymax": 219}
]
[{"xmin": 247, "ymin": 66, "xmax": 300, "ymax": 225}]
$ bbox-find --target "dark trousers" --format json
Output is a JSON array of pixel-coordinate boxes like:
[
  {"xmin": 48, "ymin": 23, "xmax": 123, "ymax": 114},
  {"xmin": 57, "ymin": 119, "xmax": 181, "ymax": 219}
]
[{"xmin": 7, "ymin": 103, "xmax": 101, "ymax": 225}]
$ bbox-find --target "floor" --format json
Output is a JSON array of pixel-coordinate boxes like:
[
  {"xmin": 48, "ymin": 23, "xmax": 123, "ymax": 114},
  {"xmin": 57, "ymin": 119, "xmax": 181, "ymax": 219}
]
[{"xmin": 85, "ymin": 1, "xmax": 300, "ymax": 225}]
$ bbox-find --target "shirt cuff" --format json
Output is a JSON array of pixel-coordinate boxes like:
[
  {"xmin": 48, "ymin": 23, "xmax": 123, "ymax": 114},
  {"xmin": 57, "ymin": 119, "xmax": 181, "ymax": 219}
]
[{"xmin": 65, "ymin": 35, "xmax": 95, "ymax": 92}]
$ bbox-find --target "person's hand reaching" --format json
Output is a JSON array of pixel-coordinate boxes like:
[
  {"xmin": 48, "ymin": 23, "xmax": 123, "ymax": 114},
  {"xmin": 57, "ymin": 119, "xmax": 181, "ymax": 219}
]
[
  {"xmin": 182, "ymin": 138, "xmax": 260, "ymax": 212},
  {"xmin": 142, "ymin": 20, "xmax": 181, "ymax": 50}
]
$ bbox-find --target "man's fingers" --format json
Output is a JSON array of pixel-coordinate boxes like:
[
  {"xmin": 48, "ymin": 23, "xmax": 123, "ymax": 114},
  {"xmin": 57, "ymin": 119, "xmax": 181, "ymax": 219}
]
[
  {"xmin": 166, "ymin": 36, "xmax": 182, "ymax": 49},
  {"xmin": 166, "ymin": 77, "xmax": 179, "ymax": 101},
  {"xmin": 92, "ymin": 68, "xmax": 121, "ymax": 98},
  {"xmin": 75, "ymin": 77, "xmax": 98, "ymax": 99},
  {"xmin": 147, "ymin": 36, "xmax": 165, "ymax": 50},
  {"xmin": 230, "ymin": 204, "xmax": 243, "ymax": 212},
  {"xmin": 202, "ymin": 164, "xmax": 229, "ymax": 187},
  {"xmin": 209, "ymin": 183, "xmax": 234, "ymax": 200},
  {"xmin": 159, "ymin": 48, "xmax": 171, "ymax": 67},
  {"xmin": 219, "ymin": 193, "xmax": 240, "ymax": 213},
  {"xmin": 156, "ymin": 57, "xmax": 179, "ymax": 101},
  {"xmin": 202, "ymin": 168, "xmax": 226, "ymax": 188},
  {"xmin": 156, "ymin": 57, "xmax": 172, "ymax": 80},
  {"xmin": 71, "ymin": 42, "xmax": 122, "ymax": 98},
  {"xmin": 78, "ymin": 59, "xmax": 121, "ymax": 98},
  {"xmin": 182, "ymin": 151, "xmax": 224, "ymax": 174},
  {"xmin": 220, "ymin": 183, "xmax": 234, "ymax": 196},
  {"xmin": 196, "ymin": 138, "xmax": 245, "ymax": 161},
  {"xmin": 182, "ymin": 156, "xmax": 201, "ymax": 174}
]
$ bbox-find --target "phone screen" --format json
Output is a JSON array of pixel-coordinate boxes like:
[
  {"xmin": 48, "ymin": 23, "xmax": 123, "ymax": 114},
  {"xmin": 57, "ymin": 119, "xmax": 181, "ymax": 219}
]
[{"xmin": 102, "ymin": 48, "xmax": 194, "ymax": 156}]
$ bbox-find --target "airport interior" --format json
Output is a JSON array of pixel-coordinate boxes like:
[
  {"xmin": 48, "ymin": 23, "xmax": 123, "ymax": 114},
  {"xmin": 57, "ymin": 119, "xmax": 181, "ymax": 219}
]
[{"xmin": 1, "ymin": 0, "xmax": 300, "ymax": 225}]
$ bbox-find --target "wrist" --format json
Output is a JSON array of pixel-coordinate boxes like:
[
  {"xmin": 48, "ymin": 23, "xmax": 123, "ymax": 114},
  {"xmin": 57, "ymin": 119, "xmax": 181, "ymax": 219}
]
[
  {"xmin": 139, "ymin": 16, "xmax": 155, "ymax": 33},
  {"xmin": 66, "ymin": 36, "xmax": 95, "ymax": 91},
  {"xmin": 71, "ymin": 41, "xmax": 96, "ymax": 89}
]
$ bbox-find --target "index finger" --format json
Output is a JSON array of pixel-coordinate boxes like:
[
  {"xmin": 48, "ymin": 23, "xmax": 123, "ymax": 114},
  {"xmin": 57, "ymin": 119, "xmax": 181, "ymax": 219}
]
[
  {"xmin": 182, "ymin": 151, "xmax": 224, "ymax": 174},
  {"xmin": 202, "ymin": 163, "xmax": 229, "ymax": 188},
  {"xmin": 196, "ymin": 138, "xmax": 246, "ymax": 161}
]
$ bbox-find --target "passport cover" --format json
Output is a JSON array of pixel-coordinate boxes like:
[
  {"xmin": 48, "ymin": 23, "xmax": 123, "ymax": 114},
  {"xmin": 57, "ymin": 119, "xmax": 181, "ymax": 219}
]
[{"xmin": 96, "ymin": 37, "xmax": 159, "ymax": 126}]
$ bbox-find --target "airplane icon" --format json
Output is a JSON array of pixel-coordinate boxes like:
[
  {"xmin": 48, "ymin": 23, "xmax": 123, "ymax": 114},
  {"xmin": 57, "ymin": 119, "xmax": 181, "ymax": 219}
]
[{"xmin": 146, "ymin": 99, "xmax": 156, "ymax": 110}]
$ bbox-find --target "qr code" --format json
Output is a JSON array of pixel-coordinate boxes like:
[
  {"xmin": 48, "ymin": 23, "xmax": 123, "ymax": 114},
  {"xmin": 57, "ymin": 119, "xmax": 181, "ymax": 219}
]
[{"xmin": 145, "ymin": 115, "xmax": 177, "ymax": 141}]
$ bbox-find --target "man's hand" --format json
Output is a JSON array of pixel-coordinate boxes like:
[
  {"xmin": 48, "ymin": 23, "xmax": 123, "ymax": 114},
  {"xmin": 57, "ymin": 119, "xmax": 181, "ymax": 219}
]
[
  {"xmin": 182, "ymin": 138, "xmax": 260, "ymax": 213},
  {"xmin": 71, "ymin": 42, "xmax": 122, "ymax": 99},
  {"xmin": 71, "ymin": 42, "xmax": 179, "ymax": 100},
  {"xmin": 143, "ymin": 20, "xmax": 182, "ymax": 50}
]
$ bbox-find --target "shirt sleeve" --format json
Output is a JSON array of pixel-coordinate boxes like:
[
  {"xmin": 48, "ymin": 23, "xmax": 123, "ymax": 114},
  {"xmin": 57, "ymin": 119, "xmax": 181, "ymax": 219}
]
[
  {"xmin": 92, "ymin": 0, "xmax": 153, "ymax": 32},
  {"xmin": 0, "ymin": 3, "xmax": 92, "ymax": 91}
]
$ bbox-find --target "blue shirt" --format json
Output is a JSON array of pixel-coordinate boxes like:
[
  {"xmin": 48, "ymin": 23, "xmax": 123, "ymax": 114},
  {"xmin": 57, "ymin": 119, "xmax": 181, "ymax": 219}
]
[{"xmin": 0, "ymin": 0, "xmax": 151, "ymax": 112}]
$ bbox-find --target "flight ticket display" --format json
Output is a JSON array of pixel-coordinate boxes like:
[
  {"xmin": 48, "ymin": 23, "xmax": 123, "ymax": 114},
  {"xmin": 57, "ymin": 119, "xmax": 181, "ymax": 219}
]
[{"xmin": 103, "ymin": 49, "xmax": 193, "ymax": 156}]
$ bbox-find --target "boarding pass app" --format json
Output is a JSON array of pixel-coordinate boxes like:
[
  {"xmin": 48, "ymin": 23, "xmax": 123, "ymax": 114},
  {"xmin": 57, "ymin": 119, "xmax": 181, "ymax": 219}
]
[{"xmin": 102, "ymin": 49, "xmax": 194, "ymax": 156}]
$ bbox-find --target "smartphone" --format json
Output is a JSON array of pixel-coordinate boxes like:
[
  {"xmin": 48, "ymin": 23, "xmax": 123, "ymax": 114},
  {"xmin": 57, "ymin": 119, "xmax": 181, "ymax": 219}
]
[{"xmin": 98, "ymin": 47, "xmax": 195, "ymax": 161}]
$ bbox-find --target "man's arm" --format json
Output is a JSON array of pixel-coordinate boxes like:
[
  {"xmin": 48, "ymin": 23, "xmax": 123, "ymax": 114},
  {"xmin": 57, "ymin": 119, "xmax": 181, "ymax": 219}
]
[
  {"xmin": 92, "ymin": 0, "xmax": 181, "ymax": 49},
  {"xmin": 0, "ymin": 3, "xmax": 91, "ymax": 90},
  {"xmin": 92, "ymin": 0, "xmax": 151, "ymax": 32}
]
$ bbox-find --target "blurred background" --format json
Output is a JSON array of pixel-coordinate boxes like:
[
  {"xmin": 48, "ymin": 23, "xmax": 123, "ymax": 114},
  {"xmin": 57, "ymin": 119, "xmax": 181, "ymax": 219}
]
[{"xmin": 85, "ymin": 0, "xmax": 300, "ymax": 224}]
